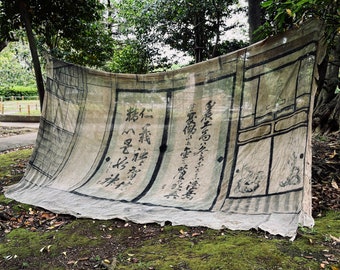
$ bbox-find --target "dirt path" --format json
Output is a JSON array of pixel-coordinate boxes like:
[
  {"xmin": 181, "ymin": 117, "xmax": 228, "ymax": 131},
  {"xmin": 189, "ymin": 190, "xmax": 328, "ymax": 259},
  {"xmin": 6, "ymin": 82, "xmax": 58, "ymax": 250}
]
[{"xmin": 0, "ymin": 124, "xmax": 38, "ymax": 152}]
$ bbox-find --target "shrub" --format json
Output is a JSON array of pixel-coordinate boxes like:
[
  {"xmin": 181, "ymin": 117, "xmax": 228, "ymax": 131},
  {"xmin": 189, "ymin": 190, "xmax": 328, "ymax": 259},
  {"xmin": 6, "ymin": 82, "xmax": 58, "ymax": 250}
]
[{"xmin": 0, "ymin": 85, "xmax": 38, "ymax": 99}]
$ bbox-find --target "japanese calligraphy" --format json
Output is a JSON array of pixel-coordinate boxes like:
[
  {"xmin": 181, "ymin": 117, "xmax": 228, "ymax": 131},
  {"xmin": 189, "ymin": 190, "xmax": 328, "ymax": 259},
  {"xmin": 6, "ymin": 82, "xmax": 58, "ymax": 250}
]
[
  {"xmin": 98, "ymin": 105, "xmax": 153, "ymax": 189},
  {"xmin": 165, "ymin": 100, "xmax": 215, "ymax": 200}
]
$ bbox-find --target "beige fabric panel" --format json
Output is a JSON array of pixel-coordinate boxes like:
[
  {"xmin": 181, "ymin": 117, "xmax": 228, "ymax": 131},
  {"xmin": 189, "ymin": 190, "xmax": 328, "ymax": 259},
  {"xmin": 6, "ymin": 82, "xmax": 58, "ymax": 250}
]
[{"xmin": 5, "ymin": 20, "xmax": 324, "ymax": 237}]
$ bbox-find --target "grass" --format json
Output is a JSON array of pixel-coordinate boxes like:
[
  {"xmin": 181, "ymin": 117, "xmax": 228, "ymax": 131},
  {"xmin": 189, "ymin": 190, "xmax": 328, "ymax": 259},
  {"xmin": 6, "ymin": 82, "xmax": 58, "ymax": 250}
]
[
  {"xmin": 0, "ymin": 148, "xmax": 33, "ymax": 179},
  {"xmin": 0, "ymin": 149, "xmax": 339, "ymax": 270}
]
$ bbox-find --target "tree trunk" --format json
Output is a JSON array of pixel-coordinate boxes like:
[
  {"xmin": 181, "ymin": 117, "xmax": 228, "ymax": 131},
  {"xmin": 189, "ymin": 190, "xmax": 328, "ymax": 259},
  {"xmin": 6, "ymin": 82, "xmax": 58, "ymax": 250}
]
[
  {"xmin": 194, "ymin": 13, "xmax": 205, "ymax": 63},
  {"xmin": 313, "ymin": 36, "xmax": 340, "ymax": 134},
  {"xmin": 248, "ymin": 0, "xmax": 263, "ymax": 43},
  {"xmin": 0, "ymin": 40, "xmax": 8, "ymax": 52},
  {"xmin": 211, "ymin": 0, "xmax": 221, "ymax": 58},
  {"xmin": 18, "ymin": 0, "xmax": 45, "ymax": 110}
]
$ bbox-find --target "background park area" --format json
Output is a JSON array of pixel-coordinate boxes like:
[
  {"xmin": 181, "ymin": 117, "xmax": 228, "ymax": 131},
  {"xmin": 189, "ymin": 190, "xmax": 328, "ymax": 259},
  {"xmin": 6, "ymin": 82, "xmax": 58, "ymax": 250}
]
[
  {"xmin": 0, "ymin": 0, "xmax": 339, "ymax": 269},
  {"xmin": 0, "ymin": 97, "xmax": 40, "ymax": 116}
]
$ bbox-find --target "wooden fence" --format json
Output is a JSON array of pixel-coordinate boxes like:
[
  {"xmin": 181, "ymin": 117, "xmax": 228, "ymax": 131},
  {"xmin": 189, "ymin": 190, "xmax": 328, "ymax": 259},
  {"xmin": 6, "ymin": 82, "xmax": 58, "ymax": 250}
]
[{"xmin": 0, "ymin": 96, "xmax": 40, "ymax": 116}]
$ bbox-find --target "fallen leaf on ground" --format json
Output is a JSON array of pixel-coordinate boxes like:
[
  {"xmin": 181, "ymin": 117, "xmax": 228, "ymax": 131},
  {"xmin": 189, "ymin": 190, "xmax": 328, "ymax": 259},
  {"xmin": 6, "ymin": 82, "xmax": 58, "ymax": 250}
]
[
  {"xmin": 329, "ymin": 235, "xmax": 340, "ymax": 244},
  {"xmin": 331, "ymin": 180, "xmax": 339, "ymax": 189}
]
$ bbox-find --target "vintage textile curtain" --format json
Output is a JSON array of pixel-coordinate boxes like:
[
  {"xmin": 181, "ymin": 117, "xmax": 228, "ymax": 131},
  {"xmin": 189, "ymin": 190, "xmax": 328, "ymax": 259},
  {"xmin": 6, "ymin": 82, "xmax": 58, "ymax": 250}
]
[{"xmin": 5, "ymin": 20, "xmax": 324, "ymax": 237}]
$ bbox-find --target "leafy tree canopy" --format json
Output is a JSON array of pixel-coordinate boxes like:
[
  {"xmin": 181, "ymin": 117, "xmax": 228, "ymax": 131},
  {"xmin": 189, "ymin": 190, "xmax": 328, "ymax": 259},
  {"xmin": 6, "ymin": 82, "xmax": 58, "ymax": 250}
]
[
  {"xmin": 108, "ymin": 0, "xmax": 247, "ymax": 72},
  {"xmin": 154, "ymin": 0, "xmax": 243, "ymax": 62},
  {"xmin": 255, "ymin": 0, "xmax": 339, "ymax": 44},
  {"xmin": 0, "ymin": 42, "xmax": 35, "ymax": 88},
  {"xmin": 105, "ymin": 40, "xmax": 151, "ymax": 74},
  {"xmin": 0, "ymin": 0, "xmax": 114, "ymax": 67}
]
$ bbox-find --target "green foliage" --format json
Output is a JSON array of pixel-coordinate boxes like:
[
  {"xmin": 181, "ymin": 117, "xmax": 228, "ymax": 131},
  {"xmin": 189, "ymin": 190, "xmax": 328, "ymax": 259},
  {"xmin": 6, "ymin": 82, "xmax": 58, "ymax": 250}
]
[
  {"xmin": 107, "ymin": 0, "xmax": 173, "ymax": 73},
  {"xmin": 0, "ymin": 42, "xmax": 37, "ymax": 98},
  {"xmin": 108, "ymin": 0, "xmax": 246, "ymax": 72},
  {"xmin": 0, "ymin": 0, "xmax": 114, "ymax": 69},
  {"xmin": 216, "ymin": 39, "xmax": 249, "ymax": 56},
  {"xmin": 0, "ymin": 43, "xmax": 35, "ymax": 88},
  {"xmin": 49, "ymin": 23, "xmax": 114, "ymax": 68},
  {"xmin": 153, "ymin": 0, "xmax": 245, "ymax": 62},
  {"xmin": 0, "ymin": 1, "xmax": 20, "ymax": 43},
  {"xmin": 105, "ymin": 41, "xmax": 150, "ymax": 74},
  {"xmin": 32, "ymin": 0, "xmax": 115, "ymax": 68},
  {"xmin": 255, "ymin": 0, "xmax": 340, "ymax": 43},
  {"xmin": 0, "ymin": 86, "xmax": 37, "ymax": 98},
  {"xmin": 1, "ymin": 0, "xmax": 248, "ymax": 74},
  {"xmin": 335, "ymin": 86, "xmax": 340, "ymax": 94}
]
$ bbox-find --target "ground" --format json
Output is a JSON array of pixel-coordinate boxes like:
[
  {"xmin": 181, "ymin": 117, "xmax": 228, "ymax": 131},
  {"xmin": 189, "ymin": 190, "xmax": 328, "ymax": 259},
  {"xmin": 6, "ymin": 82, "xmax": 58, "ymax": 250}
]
[
  {"xmin": 0, "ymin": 126, "xmax": 37, "ymax": 138},
  {"xmin": 0, "ymin": 126, "xmax": 339, "ymax": 269},
  {"xmin": 311, "ymin": 132, "xmax": 340, "ymax": 216}
]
